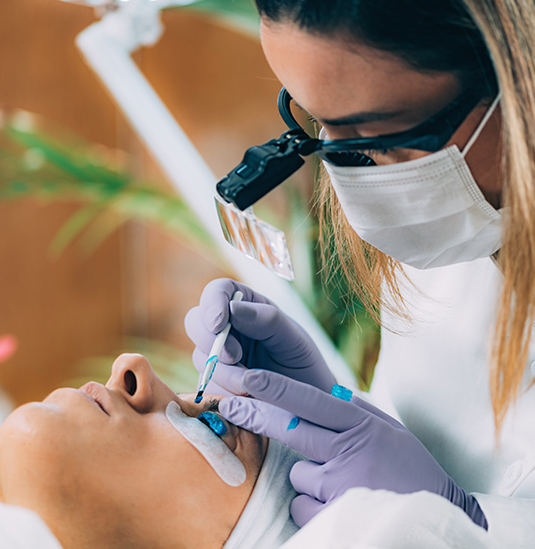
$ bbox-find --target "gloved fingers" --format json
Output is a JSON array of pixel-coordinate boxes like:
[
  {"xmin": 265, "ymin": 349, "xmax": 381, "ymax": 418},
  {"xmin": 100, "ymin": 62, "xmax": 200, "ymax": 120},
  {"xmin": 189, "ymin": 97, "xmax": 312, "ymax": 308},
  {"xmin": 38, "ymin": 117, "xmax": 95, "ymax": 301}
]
[
  {"xmin": 206, "ymin": 363, "xmax": 249, "ymax": 396},
  {"xmin": 219, "ymin": 397, "xmax": 339, "ymax": 462},
  {"xmin": 186, "ymin": 307, "xmax": 243, "ymax": 364},
  {"xmin": 229, "ymin": 302, "xmax": 308, "ymax": 357},
  {"xmin": 192, "ymin": 348, "xmax": 249, "ymax": 396},
  {"xmin": 289, "ymin": 460, "xmax": 326, "ymax": 499},
  {"xmin": 230, "ymin": 300, "xmax": 336, "ymax": 393},
  {"xmin": 242, "ymin": 369, "xmax": 367, "ymax": 432},
  {"xmin": 199, "ymin": 278, "xmax": 273, "ymax": 333},
  {"xmin": 290, "ymin": 494, "xmax": 325, "ymax": 528},
  {"xmin": 195, "ymin": 373, "xmax": 235, "ymax": 398},
  {"xmin": 290, "ymin": 459, "xmax": 349, "ymax": 504},
  {"xmin": 353, "ymin": 395, "xmax": 405, "ymax": 429}
]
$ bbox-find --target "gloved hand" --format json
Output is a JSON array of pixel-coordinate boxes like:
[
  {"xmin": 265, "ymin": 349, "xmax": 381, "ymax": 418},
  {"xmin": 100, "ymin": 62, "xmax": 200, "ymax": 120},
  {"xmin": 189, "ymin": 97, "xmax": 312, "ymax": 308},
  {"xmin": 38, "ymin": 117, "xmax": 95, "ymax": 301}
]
[
  {"xmin": 219, "ymin": 369, "xmax": 488, "ymax": 531},
  {"xmin": 184, "ymin": 278, "xmax": 336, "ymax": 396}
]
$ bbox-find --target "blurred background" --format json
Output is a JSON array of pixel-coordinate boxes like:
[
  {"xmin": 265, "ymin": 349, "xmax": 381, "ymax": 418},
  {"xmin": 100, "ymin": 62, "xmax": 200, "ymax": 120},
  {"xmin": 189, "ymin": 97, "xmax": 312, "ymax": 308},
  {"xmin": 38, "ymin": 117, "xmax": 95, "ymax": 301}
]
[{"xmin": 0, "ymin": 0, "xmax": 379, "ymax": 410}]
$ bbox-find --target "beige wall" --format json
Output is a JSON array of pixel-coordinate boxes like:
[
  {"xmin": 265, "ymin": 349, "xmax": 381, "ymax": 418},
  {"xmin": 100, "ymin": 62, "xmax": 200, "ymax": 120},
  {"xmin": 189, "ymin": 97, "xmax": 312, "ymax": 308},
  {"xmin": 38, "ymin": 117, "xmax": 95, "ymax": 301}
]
[{"xmin": 0, "ymin": 0, "xmax": 284, "ymax": 403}]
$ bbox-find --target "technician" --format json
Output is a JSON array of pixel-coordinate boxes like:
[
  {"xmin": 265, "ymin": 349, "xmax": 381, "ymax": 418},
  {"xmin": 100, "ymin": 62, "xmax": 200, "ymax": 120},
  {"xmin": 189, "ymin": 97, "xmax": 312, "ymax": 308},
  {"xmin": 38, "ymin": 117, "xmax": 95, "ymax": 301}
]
[{"xmin": 185, "ymin": 1, "xmax": 535, "ymax": 546}]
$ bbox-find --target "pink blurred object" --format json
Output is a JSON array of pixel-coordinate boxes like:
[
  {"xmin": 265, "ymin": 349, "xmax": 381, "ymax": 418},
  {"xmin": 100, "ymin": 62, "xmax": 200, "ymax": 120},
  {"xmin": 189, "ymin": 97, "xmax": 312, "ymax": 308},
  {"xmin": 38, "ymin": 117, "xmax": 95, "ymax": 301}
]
[{"xmin": 0, "ymin": 336, "xmax": 17, "ymax": 363}]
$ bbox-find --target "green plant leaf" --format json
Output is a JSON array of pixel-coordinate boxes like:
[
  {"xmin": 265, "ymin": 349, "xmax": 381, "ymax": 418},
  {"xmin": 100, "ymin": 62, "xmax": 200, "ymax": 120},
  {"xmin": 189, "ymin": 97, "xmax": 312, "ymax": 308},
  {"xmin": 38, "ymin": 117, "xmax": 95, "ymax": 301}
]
[
  {"xmin": 50, "ymin": 202, "xmax": 109, "ymax": 256},
  {"xmin": 1, "ymin": 123, "xmax": 217, "ymax": 259},
  {"xmin": 172, "ymin": 0, "xmax": 261, "ymax": 36}
]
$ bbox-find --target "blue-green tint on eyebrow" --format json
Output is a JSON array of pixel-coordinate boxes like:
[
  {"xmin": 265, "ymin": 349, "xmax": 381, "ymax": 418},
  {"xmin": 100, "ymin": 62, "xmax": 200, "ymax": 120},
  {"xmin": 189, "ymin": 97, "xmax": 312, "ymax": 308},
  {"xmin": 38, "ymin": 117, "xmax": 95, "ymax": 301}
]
[
  {"xmin": 331, "ymin": 384, "xmax": 353, "ymax": 402},
  {"xmin": 287, "ymin": 417, "xmax": 300, "ymax": 431},
  {"xmin": 198, "ymin": 411, "xmax": 227, "ymax": 437}
]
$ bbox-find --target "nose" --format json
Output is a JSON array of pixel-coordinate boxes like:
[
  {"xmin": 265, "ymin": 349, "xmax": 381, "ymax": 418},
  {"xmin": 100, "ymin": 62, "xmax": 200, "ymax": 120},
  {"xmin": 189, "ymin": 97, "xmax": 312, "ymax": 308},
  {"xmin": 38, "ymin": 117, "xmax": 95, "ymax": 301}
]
[{"xmin": 106, "ymin": 353, "xmax": 158, "ymax": 413}]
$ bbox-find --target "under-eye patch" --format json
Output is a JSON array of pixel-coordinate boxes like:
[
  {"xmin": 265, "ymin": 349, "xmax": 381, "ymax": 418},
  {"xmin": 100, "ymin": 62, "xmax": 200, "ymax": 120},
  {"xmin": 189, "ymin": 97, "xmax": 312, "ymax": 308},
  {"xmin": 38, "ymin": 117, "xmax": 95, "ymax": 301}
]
[{"xmin": 165, "ymin": 401, "xmax": 246, "ymax": 487}]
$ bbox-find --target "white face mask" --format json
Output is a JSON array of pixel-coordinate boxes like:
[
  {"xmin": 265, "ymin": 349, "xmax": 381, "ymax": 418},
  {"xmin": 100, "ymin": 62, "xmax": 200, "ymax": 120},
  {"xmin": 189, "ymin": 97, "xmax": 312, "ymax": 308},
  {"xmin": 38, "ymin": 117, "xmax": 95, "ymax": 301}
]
[{"xmin": 322, "ymin": 96, "xmax": 502, "ymax": 269}]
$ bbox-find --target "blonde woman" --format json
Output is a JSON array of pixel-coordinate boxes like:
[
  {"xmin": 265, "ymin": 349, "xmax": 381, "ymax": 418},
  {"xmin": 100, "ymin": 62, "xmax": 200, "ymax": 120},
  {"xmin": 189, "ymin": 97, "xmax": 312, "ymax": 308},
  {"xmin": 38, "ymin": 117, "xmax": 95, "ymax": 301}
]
[{"xmin": 186, "ymin": 0, "xmax": 535, "ymax": 546}]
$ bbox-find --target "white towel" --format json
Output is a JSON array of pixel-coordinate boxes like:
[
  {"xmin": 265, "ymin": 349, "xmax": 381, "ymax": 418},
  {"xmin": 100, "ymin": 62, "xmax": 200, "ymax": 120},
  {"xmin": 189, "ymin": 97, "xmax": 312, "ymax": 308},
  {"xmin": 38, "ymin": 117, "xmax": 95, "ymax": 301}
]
[
  {"xmin": 224, "ymin": 439, "xmax": 303, "ymax": 549},
  {"xmin": 280, "ymin": 488, "xmax": 492, "ymax": 549}
]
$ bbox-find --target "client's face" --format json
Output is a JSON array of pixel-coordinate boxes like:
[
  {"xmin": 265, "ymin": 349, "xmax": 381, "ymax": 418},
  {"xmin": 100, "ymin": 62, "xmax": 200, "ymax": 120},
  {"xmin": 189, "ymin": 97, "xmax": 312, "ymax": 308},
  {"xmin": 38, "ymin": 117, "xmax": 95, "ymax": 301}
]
[{"xmin": 0, "ymin": 354, "xmax": 267, "ymax": 548}]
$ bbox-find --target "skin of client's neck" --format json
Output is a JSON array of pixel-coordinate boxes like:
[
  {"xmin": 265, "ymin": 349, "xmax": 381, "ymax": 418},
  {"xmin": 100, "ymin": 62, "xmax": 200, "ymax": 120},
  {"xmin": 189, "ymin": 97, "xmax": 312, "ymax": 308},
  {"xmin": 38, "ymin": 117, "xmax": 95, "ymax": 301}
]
[{"xmin": 0, "ymin": 354, "xmax": 266, "ymax": 548}]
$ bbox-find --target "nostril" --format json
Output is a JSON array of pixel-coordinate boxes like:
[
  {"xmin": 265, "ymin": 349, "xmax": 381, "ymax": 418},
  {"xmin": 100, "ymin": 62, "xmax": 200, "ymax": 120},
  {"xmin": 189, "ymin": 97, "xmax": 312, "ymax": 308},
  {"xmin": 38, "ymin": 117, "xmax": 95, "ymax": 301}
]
[{"xmin": 124, "ymin": 370, "xmax": 137, "ymax": 396}]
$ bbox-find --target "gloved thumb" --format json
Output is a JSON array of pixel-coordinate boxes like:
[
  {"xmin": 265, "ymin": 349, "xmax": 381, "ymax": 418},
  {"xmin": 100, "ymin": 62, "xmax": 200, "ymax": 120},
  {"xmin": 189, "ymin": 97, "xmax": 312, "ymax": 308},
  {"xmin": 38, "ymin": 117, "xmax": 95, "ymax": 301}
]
[{"xmin": 290, "ymin": 494, "xmax": 326, "ymax": 527}]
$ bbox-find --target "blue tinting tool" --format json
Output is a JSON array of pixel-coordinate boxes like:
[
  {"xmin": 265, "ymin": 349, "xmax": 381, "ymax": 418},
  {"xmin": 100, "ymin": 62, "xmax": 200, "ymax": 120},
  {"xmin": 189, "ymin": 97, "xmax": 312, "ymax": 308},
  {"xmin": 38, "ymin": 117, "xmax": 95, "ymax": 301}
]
[{"xmin": 195, "ymin": 290, "xmax": 244, "ymax": 404}]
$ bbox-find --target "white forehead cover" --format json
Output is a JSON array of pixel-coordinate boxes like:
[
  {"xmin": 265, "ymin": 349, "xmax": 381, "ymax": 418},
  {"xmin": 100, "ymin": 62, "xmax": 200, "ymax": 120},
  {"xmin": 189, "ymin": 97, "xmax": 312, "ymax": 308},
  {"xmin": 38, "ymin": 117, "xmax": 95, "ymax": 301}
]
[{"xmin": 224, "ymin": 439, "xmax": 305, "ymax": 548}]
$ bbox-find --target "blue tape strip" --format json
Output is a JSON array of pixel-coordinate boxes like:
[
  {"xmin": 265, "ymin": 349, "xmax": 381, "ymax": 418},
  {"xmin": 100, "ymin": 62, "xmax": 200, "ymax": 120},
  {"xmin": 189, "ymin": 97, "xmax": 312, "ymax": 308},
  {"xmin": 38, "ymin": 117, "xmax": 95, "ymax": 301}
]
[
  {"xmin": 287, "ymin": 417, "xmax": 300, "ymax": 431},
  {"xmin": 331, "ymin": 384, "xmax": 353, "ymax": 402}
]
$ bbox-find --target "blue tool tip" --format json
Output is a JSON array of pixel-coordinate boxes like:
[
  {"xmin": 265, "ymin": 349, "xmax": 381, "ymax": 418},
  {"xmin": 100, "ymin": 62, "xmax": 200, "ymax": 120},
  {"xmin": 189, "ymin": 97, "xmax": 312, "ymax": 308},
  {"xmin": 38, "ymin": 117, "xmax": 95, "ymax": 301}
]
[
  {"xmin": 198, "ymin": 412, "xmax": 227, "ymax": 437},
  {"xmin": 331, "ymin": 384, "xmax": 353, "ymax": 402},
  {"xmin": 194, "ymin": 392, "xmax": 203, "ymax": 404}
]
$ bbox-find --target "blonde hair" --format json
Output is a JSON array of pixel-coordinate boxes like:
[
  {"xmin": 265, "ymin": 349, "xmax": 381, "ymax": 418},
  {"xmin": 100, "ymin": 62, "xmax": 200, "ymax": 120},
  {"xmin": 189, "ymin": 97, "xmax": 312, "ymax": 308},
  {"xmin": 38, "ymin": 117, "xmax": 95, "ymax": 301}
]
[
  {"xmin": 317, "ymin": 0, "xmax": 535, "ymax": 435},
  {"xmin": 466, "ymin": 0, "xmax": 535, "ymax": 431},
  {"xmin": 316, "ymin": 166, "xmax": 409, "ymax": 327}
]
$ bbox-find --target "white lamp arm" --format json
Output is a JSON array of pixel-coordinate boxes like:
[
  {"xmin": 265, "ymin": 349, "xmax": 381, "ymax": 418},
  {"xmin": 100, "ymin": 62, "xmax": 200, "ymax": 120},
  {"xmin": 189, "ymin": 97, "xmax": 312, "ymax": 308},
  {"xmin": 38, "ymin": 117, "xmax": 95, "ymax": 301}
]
[{"xmin": 72, "ymin": 0, "xmax": 355, "ymax": 385}]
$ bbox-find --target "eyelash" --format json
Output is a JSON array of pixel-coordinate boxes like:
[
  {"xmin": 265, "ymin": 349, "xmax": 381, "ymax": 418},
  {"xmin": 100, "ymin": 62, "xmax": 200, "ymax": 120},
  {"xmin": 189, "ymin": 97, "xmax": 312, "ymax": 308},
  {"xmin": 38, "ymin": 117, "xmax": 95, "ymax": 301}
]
[
  {"xmin": 359, "ymin": 148, "xmax": 393, "ymax": 157},
  {"xmin": 307, "ymin": 124, "xmax": 392, "ymax": 157}
]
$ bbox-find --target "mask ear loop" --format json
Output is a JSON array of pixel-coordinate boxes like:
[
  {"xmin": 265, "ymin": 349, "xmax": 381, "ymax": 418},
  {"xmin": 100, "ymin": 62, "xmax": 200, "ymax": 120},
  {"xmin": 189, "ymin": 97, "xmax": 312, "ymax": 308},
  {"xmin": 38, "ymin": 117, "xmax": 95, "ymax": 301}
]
[{"xmin": 461, "ymin": 93, "xmax": 502, "ymax": 157}]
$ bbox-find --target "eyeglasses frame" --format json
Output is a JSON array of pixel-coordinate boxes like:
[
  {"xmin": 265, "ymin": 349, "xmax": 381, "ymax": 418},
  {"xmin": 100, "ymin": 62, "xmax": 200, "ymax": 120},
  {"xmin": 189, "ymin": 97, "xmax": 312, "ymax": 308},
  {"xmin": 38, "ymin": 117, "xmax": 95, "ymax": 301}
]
[{"xmin": 277, "ymin": 85, "xmax": 489, "ymax": 167}]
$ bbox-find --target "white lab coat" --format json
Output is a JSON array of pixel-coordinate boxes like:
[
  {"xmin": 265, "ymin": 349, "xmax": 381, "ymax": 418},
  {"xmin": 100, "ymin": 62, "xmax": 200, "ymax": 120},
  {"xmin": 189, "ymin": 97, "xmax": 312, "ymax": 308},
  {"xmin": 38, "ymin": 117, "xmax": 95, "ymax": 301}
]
[{"xmin": 282, "ymin": 257, "xmax": 535, "ymax": 548}]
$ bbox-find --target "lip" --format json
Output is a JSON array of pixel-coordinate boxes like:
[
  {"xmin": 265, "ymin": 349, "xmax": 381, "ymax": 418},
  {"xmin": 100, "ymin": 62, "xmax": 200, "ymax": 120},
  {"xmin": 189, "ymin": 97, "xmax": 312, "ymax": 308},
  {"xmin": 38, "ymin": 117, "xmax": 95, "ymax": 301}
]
[{"xmin": 78, "ymin": 382, "xmax": 111, "ymax": 416}]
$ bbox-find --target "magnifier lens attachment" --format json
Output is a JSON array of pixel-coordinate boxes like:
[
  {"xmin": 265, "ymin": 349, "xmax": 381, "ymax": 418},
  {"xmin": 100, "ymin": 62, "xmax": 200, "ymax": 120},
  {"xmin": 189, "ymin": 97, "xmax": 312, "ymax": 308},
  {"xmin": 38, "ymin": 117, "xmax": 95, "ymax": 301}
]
[{"xmin": 215, "ymin": 197, "xmax": 295, "ymax": 281}]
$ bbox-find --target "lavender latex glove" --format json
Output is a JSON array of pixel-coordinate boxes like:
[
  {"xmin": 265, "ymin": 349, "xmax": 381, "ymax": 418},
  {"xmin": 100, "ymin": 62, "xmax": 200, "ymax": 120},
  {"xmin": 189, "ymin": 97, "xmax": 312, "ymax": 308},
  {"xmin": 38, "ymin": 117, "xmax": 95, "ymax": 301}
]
[
  {"xmin": 184, "ymin": 278, "xmax": 336, "ymax": 396},
  {"xmin": 219, "ymin": 369, "xmax": 488, "ymax": 531}
]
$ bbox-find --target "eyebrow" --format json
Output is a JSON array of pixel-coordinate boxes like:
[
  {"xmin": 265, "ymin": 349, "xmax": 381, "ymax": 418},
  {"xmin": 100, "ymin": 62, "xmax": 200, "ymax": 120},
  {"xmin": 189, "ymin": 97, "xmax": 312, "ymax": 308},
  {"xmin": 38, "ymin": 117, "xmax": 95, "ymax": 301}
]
[
  {"xmin": 294, "ymin": 101, "xmax": 405, "ymax": 127},
  {"xmin": 205, "ymin": 397, "xmax": 220, "ymax": 413},
  {"xmin": 322, "ymin": 110, "xmax": 406, "ymax": 126},
  {"xmin": 175, "ymin": 393, "xmax": 220, "ymax": 413}
]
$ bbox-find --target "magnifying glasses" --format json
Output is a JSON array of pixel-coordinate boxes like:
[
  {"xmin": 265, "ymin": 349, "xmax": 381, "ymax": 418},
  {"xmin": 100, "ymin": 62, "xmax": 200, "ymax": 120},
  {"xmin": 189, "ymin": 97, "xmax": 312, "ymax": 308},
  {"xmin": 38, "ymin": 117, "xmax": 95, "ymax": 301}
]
[{"xmin": 215, "ymin": 85, "xmax": 485, "ymax": 279}]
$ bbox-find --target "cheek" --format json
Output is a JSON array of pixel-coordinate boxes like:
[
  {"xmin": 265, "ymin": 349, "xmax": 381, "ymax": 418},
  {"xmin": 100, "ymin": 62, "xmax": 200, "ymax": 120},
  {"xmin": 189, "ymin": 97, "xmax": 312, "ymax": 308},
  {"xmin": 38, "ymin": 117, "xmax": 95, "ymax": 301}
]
[
  {"xmin": 158, "ymin": 416, "xmax": 256, "ymax": 509},
  {"xmin": 128, "ymin": 420, "xmax": 255, "ymax": 528},
  {"xmin": 374, "ymin": 149, "xmax": 429, "ymax": 166},
  {"xmin": 111, "ymin": 414, "xmax": 218, "ymax": 494}
]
